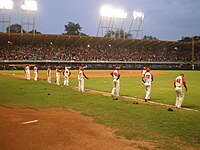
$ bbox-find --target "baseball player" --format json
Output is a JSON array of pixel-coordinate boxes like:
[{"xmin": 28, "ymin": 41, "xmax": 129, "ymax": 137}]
[
  {"xmin": 63, "ymin": 66, "xmax": 71, "ymax": 86},
  {"xmin": 110, "ymin": 66, "xmax": 121, "ymax": 100},
  {"xmin": 142, "ymin": 68, "xmax": 153, "ymax": 102},
  {"xmin": 24, "ymin": 64, "xmax": 30, "ymax": 80},
  {"xmin": 78, "ymin": 66, "xmax": 88, "ymax": 92},
  {"xmin": 56, "ymin": 66, "xmax": 62, "ymax": 86},
  {"xmin": 33, "ymin": 65, "xmax": 38, "ymax": 81},
  {"xmin": 47, "ymin": 66, "xmax": 51, "ymax": 83},
  {"xmin": 141, "ymin": 66, "xmax": 146, "ymax": 78},
  {"xmin": 174, "ymin": 73, "xmax": 188, "ymax": 108}
]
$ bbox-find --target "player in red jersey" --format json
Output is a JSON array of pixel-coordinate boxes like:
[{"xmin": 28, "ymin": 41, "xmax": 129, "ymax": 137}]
[
  {"xmin": 33, "ymin": 65, "xmax": 38, "ymax": 81},
  {"xmin": 56, "ymin": 66, "xmax": 62, "ymax": 86},
  {"xmin": 110, "ymin": 66, "xmax": 121, "ymax": 100},
  {"xmin": 47, "ymin": 66, "xmax": 51, "ymax": 83},
  {"xmin": 141, "ymin": 66, "xmax": 146, "ymax": 78},
  {"xmin": 63, "ymin": 66, "xmax": 71, "ymax": 86},
  {"xmin": 142, "ymin": 68, "xmax": 153, "ymax": 102},
  {"xmin": 174, "ymin": 73, "xmax": 188, "ymax": 108},
  {"xmin": 78, "ymin": 66, "xmax": 88, "ymax": 92},
  {"xmin": 24, "ymin": 64, "xmax": 30, "ymax": 80}
]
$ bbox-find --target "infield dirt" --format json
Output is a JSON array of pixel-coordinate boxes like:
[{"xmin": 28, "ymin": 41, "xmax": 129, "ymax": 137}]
[{"xmin": 0, "ymin": 106, "xmax": 154, "ymax": 150}]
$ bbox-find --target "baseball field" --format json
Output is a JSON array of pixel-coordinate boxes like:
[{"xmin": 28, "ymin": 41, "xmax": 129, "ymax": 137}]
[{"xmin": 0, "ymin": 70, "xmax": 200, "ymax": 150}]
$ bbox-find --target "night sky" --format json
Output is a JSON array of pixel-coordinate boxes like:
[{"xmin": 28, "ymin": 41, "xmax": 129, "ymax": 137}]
[{"xmin": 9, "ymin": 0, "xmax": 200, "ymax": 41}]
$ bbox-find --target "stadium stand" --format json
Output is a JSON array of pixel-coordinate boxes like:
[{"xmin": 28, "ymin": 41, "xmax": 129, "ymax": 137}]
[{"xmin": 0, "ymin": 33, "xmax": 199, "ymax": 70}]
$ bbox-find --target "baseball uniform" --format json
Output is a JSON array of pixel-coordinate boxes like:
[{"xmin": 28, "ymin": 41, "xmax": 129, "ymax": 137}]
[
  {"xmin": 56, "ymin": 66, "xmax": 62, "ymax": 86},
  {"xmin": 110, "ymin": 67, "xmax": 120, "ymax": 100},
  {"xmin": 174, "ymin": 73, "xmax": 187, "ymax": 108},
  {"xmin": 63, "ymin": 67, "xmax": 71, "ymax": 86},
  {"xmin": 33, "ymin": 66, "xmax": 38, "ymax": 81},
  {"xmin": 47, "ymin": 66, "xmax": 51, "ymax": 83},
  {"xmin": 142, "ymin": 68, "xmax": 153, "ymax": 102},
  {"xmin": 24, "ymin": 64, "xmax": 30, "ymax": 80},
  {"xmin": 78, "ymin": 66, "xmax": 88, "ymax": 92},
  {"xmin": 141, "ymin": 67, "xmax": 146, "ymax": 78}
]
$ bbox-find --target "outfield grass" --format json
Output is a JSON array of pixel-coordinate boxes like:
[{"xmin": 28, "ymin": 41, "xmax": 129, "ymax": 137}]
[
  {"xmin": 70, "ymin": 70, "xmax": 200, "ymax": 110},
  {"xmin": 0, "ymin": 70, "xmax": 200, "ymax": 150}
]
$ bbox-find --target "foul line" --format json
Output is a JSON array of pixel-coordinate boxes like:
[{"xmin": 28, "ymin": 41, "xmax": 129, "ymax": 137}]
[{"xmin": 85, "ymin": 88, "xmax": 199, "ymax": 112}]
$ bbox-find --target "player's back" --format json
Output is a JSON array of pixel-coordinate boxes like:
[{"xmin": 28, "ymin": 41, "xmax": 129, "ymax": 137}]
[{"xmin": 175, "ymin": 75, "xmax": 183, "ymax": 87}]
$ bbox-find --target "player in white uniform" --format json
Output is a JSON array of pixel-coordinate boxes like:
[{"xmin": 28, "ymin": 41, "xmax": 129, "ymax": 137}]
[
  {"xmin": 33, "ymin": 65, "xmax": 38, "ymax": 81},
  {"xmin": 56, "ymin": 66, "xmax": 62, "ymax": 86},
  {"xmin": 142, "ymin": 68, "xmax": 153, "ymax": 102},
  {"xmin": 78, "ymin": 66, "xmax": 88, "ymax": 92},
  {"xmin": 63, "ymin": 66, "xmax": 71, "ymax": 86},
  {"xmin": 24, "ymin": 64, "xmax": 30, "ymax": 80},
  {"xmin": 47, "ymin": 66, "xmax": 51, "ymax": 83},
  {"xmin": 110, "ymin": 67, "xmax": 121, "ymax": 100},
  {"xmin": 174, "ymin": 73, "xmax": 187, "ymax": 108},
  {"xmin": 141, "ymin": 66, "xmax": 146, "ymax": 78}
]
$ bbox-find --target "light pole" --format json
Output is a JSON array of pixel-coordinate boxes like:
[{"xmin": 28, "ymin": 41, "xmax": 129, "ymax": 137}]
[
  {"xmin": 97, "ymin": 6, "xmax": 127, "ymax": 38},
  {"xmin": 0, "ymin": 0, "xmax": 13, "ymax": 33},
  {"xmin": 192, "ymin": 36, "xmax": 195, "ymax": 70},
  {"xmin": 128, "ymin": 11, "xmax": 144, "ymax": 39},
  {"xmin": 97, "ymin": 6, "xmax": 114, "ymax": 37},
  {"xmin": 111, "ymin": 9, "xmax": 127, "ymax": 38},
  {"xmin": 21, "ymin": 0, "xmax": 37, "ymax": 34}
]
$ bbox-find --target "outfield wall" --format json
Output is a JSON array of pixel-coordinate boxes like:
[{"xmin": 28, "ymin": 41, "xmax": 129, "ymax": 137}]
[{"xmin": 0, "ymin": 60, "xmax": 199, "ymax": 70}]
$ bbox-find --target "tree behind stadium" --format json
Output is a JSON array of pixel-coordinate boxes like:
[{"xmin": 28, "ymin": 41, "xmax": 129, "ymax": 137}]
[
  {"xmin": 104, "ymin": 29, "xmax": 132, "ymax": 38},
  {"xmin": 63, "ymin": 21, "xmax": 88, "ymax": 36}
]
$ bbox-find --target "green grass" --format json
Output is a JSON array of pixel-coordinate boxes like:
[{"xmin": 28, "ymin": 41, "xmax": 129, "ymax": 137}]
[
  {"xmin": 0, "ymin": 70, "xmax": 200, "ymax": 150},
  {"xmin": 69, "ymin": 70, "xmax": 200, "ymax": 110}
]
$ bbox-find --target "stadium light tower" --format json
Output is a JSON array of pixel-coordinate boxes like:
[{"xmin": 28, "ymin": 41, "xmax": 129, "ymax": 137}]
[
  {"xmin": 21, "ymin": 0, "xmax": 37, "ymax": 34},
  {"xmin": 111, "ymin": 9, "xmax": 127, "ymax": 38},
  {"xmin": 128, "ymin": 11, "xmax": 144, "ymax": 39},
  {"xmin": 97, "ymin": 6, "xmax": 127, "ymax": 38},
  {"xmin": 0, "ymin": 0, "xmax": 13, "ymax": 33},
  {"xmin": 97, "ymin": 6, "xmax": 114, "ymax": 37}
]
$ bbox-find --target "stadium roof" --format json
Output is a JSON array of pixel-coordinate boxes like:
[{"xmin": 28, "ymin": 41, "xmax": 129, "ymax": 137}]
[{"xmin": 0, "ymin": 32, "xmax": 198, "ymax": 49}]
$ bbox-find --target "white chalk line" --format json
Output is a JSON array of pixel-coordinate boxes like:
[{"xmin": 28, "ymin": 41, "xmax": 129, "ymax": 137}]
[
  {"xmin": 84, "ymin": 88, "xmax": 199, "ymax": 112},
  {"xmin": 22, "ymin": 120, "xmax": 38, "ymax": 124}
]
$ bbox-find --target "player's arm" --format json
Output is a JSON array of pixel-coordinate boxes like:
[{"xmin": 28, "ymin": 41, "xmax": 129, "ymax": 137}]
[
  {"xmin": 184, "ymin": 83, "xmax": 187, "ymax": 91},
  {"xmin": 173, "ymin": 80, "xmax": 176, "ymax": 88},
  {"xmin": 142, "ymin": 77, "xmax": 145, "ymax": 83},
  {"xmin": 117, "ymin": 74, "xmax": 120, "ymax": 80},
  {"xmin": 110, "ymin": 72, "xmax": 114, "ymax": 77},
  {"xmin": 83, "ymin": 72, "xmax": 88, "ymax": 79},
  {"xmin": 151, "ymin": 74, "xmax": 154, "ymax": 82},
  {"xmin": 182, "ymin": 77, "xmax": 187, "ymax": 91},
  {"xmin": 183, "ymin": 82, "xmax": 187, "ymax": 91}
]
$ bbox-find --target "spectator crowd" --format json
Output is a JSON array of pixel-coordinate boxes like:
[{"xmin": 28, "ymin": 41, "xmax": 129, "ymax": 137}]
[{"xmin": 0, "ymin": 44, "xmax": 198, "ymax": 62}]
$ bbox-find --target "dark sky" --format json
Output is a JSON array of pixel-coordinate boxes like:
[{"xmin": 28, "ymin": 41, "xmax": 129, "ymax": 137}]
[{"xmin": 9, "ymin": 0, "xmax": 200, "ymax": 41}]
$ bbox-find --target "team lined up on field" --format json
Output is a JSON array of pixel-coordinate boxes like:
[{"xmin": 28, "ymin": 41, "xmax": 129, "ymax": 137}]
[{"xmin": 24, "ymin": 64, "xmax": 187, "ymax": 109}]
